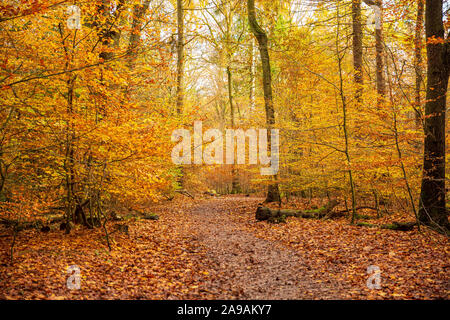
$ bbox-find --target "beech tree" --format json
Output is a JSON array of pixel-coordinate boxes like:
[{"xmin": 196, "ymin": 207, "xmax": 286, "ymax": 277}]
[
  {"xmin": 418, "ymin": 0, "xmax": 449, "ymax": 231},
  {"xmin": 247, "ymin": 0, "xmax": 280, "ymax": 203}
]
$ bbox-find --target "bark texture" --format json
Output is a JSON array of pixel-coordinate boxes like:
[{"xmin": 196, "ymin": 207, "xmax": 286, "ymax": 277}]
[
  {"xmin": 247, "ymin": 0, "xmax": 280, "ymax": 203},
  {"xmin": 418, "ymin": 0, "xmax": 449, "ymax": 231},
  {"xmin": 127, "ymin": 0, "xmax": 151, "ymax": 69},
  {"xmin": 414, "ymin": 0, "xmax": 425, "ymax": 125},
  {"xmin": 352, "ymin": 0, "xmax": 363, "ymax": 102},
  {"xmin": 176, "ymin": 0, "xmax": 185, "ymax": 114}
]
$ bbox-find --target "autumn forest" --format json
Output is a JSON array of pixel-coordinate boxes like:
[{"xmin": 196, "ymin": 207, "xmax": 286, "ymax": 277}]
[{"xmin": 0, "ymin": 0, "xmax": 449, "ymax": 301}]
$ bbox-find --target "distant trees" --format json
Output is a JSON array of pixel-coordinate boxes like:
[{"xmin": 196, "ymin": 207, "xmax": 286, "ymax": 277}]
[{"xmin": 0, "ymin": 0, "xmax": 448, "ymax": 233}]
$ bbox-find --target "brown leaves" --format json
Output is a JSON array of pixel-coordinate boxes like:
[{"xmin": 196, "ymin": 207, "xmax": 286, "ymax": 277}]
[
  {"xmin": 0, "ymin": 197, "xmax": 211, "ymax": 300},
  {"xmin": 224, "ymin": 196, "xmax": 449, "ymax": 299},
  {"xmin": 1, "ymin": 196, "xmax": 448, "ymax": 300}
]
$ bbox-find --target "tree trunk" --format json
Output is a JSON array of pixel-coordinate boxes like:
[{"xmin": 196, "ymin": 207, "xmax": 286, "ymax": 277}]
[
  {"xmin": 352, "ymin": 0, "xmax": 363, "ymax": 103},
  {"xmin": 418, "ymin": 0, "xmax": 449, "ymax": 231},
  {"xmin": 336, "ymin": 4, "xmax": 357, "ymax": 223},
  {"xmin": 176, "ymin": 0, "xmax": 185, "ymax": 115},
  {"xmin": 127, "ymin": 0, "xmax": 151, "ymax": 70},
  {"xmin": 374, "ymin": 0, "xmax": 385, "ymax": 105},
  {"xmin": 98, "ymin": 0, "xmax": 122, "ymax": 62},
  {"xmin": 363, "ymin": 0, "xmax": 385, "ymax": 102},
  {"xmin": 414, "ymin": 0, "xmax": 425, "ymax": 126},
  {"xmin": 227, "ymin": 66, "xmax": 241, "ymax": 194},
  {"xmin": 247, "ymin": 0, "xmax": 280, "ymax": 203},
  {"xmin": 249, "ymin": 38, "xmax": 256, "ymax": 112},
  {"xmin": 176, "ymin": 0, "xmax": 185, "ymax": 187}
]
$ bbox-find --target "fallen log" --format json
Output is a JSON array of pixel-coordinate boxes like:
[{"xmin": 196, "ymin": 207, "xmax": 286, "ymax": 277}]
[
  {"xmin": 175, "ymin": 189, "xmax": 194, "ymax": 199},
  {"xmin": 380, "ymin": 221, "xmax": 417, "ymax": 231},
  {"xmin": 256, "ymin": 200, "xmax": 340, "ymax": 223},
  {"xmin": 0, "ymin": 218, "xmax": 43, "ymax": 231},
  {"xmin": 333, "ymin": 206, "xmax": 378, "ymax": 214},
  {"xmin": 355, "ymin": 221, "xmax": 417, "ymax": 231}
]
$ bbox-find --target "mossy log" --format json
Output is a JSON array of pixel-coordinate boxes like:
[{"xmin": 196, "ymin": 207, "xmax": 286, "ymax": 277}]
[
  {"xmin": 256, "ymin": 200, "xmax": 340, "ymax": 223},
  {"xmin": 380, "ymin": 221, "xmax": 416, "ymax": 231},
  {"xmin": 355, "ymin": 221, "xmax": 417, "ymax": 231}
]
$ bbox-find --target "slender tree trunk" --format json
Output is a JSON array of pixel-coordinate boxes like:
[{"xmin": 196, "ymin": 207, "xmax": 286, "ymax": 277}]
[
  {"xmin": 374, "ymin": 0, "xmax": 385, "ymax": 105},
  {"xmin": 249, "ymin": 38, "xmax": 256, "ymax": 112},
  {"xmin": 176, "ymin": 0, "xmax": 185, "ymax": 115},
  {"xmin": 217, "ymin": 51, "xmax": 226, "ymax": 131},
  {"xmin": 227, "ymin": 66, "xmax": 234, "ymax": 127},
  {"xmin": 247, "ymin": 0, "xmax": 280, "ymax": 203},
  {"xmin": 127, "ymin": 0, "xmax": 151, "ymax": 70},
  {"xmin": 98, "ymin": 0, "xmax": 122, "ymax": 61},
  {"xmin": 66, "ymin": 78, "xmax": 76, "ymax": 224},
  {"xmin": 337, "ymin": 1, "xmax": 357, "ymax": 223},
  {"xmin": 227, "ymin": 66, "xmax": 241, "ymax": 194},
  {"xmin": 58, "ymin": 23, "xmax": 77, "ymax": 225},
  {"xmin": 418, "ymin": 0, "xmax": 449, "ymax": 231},
  {"xmin": 352, "ymin": 0, "xmax": 363, "ymax": 103},
  {"xmin": 414, "ymin": 0, "xmax": 425, "ymax": 126},
  {"xmin": 394, "ymin": 112, "xmax": 420, "ymax": 230},
  {"xmin": 176, "ymin": 0, "xmax": 185, "ymax": 187},
  {"xmin": 386, "ymin": 60, "xmax": 420, "ymax": 228},
  {"xmin": 125, "ymin": 0, "xmax": 151, "ymax": 100}
]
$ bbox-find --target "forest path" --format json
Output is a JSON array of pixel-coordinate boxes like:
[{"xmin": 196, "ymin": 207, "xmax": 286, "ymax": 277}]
[{"xmin": 184, "ymin": 197, "xmax": 348, "ymax": 299}]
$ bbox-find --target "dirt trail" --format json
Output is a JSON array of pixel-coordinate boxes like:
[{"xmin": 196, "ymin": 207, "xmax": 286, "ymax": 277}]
[{"xmin": 185, "ymin": 198, "xmax": 349, "ymax": 299}]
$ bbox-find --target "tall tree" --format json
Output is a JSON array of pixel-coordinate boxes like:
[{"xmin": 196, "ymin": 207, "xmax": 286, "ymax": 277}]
[
  {"xmin": 352, "ymin": 0, "xmax": 363, "ymax": 102},
  {"xmin": 414, "ymin": 0, "xmax": 425, "ymax": 126},
  {"xmin": 176, "ymin": 0, "xmax": 185, "ymax": 114},
  {"xmin": 127, "ymin": 0, "xmax": 152, "ymax": 69},
  {"xmin": 363, "ymin": 0, "xmax": 385, "ymax": 105},
  {"xmin": 247, "ymin": 0, "xmax": 280, "ymax": 203},
  {"xmin": 249, "ymin": 38, "xmax": 256, "ymax": 112},
  {"xmin": 418, "ymin": 0, "xmax": 449, "ymax": 231},
  {"xmin": 223, "ymin": 1, "xmax": 240, "ymax": 193},
  {"xmin": 373, "ymin": 0, "xmax": 385, "ymax": 103},
  {"xmin": 175, "ymin": 0, "xmax": 185, "ymax": 187}
]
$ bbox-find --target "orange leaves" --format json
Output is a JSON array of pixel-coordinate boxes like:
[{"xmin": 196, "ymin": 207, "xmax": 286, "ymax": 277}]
[
  {"xmin": 426, "ymin": 35, "xmax": 448, "ymax": 45},
  {"xmin": 226, "ymin": 197, "xmax": 449, "ymax": 299},
  {"xmin": 0, "ymin": 0, "xmax": 182, "ymax": 219},
  {"xmin": 0, "ymin": 195, "xmax": 448, "ymax": 300},
  {"xmin": 0, "ymin": 197, "xmax": 212, "ymax": 299}
]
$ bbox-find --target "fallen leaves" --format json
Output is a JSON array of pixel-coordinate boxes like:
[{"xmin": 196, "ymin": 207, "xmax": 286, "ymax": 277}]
[
  {"xmin": 0, "ymin": 195, "xmax": 448, "ymax": 300},
  {"xmin": 222, "ymin": 196, "xmax": 449, "ymax": 299},
  {"xmin": 0, "ymin": 197, "xmax": 213, "ymax": 300}
]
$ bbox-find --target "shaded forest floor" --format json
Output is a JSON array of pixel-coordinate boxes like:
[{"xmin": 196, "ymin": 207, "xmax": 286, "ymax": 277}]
[{"xmin": 0, "ymin": 196, "xmax": 448, "ymax": 299}]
